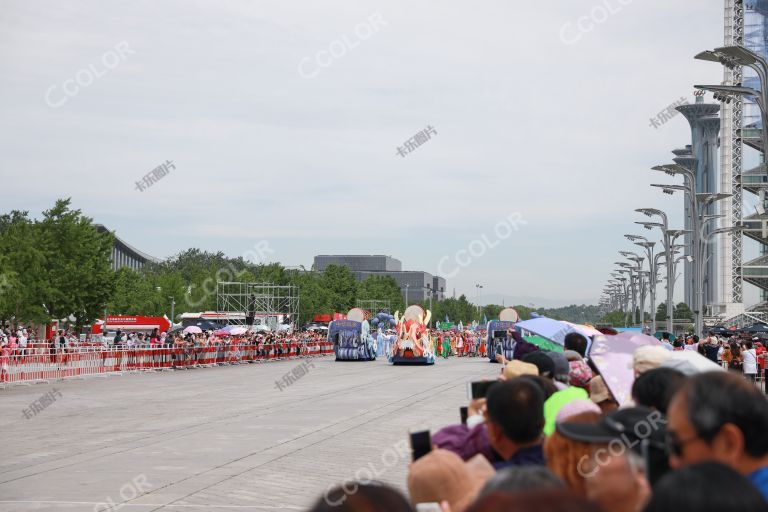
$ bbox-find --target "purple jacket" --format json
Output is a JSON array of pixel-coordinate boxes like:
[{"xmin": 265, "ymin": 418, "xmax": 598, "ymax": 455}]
[{"xmin": 432, "ymin": 422, "xmax": 496, "ymax": 462}]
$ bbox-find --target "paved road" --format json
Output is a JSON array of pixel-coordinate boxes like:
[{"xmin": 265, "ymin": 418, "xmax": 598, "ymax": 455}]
[{"xmin": 0, "ymin": 356, "xmax": 497, "ymax": 511}]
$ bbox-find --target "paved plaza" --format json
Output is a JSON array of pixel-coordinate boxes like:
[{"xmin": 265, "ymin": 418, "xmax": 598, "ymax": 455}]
[{"xmin": 0, "ymin": 356, "xmax": 497, "ymax": 511}]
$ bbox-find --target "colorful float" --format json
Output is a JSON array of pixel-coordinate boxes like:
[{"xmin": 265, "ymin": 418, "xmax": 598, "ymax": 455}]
[
  {"xmin": 389, "ymin": 305, "xmax": 435, "ymax": 365},
  {"xmin": 329, "ymin": 308, "xmax": 376, "ymax": 361},
  {"xmin": 485, "ymin": 307, "xmax": 520, "ymax": 363}
]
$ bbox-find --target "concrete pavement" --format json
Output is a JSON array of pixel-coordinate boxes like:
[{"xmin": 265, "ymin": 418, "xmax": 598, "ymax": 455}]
[{"xmin": 0, "ymin": 356, "xmax": 498, "ymax": 511}]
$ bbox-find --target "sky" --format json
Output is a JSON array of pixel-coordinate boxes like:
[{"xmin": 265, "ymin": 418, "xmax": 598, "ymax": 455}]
[{"xmin": 1, "ymin": 0, "xmax": 744, "ymax": 307}]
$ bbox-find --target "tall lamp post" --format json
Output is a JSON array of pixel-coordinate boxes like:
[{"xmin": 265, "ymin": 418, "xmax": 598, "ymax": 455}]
[
  {"xmin": 635, "ymin": 241, "xmax": 658, "ymax": 333},
  {"xmin": 615, "ymin": 261, "xmax": 637, "ymax": 324},
  {"xmin": 635, "ymin": 207, "xmax": 675, "ymax": 333},
  {"xmin": 695, "ymin": 45, "xmax": 768, "ymax": 155},
  {"xmin": 651, "ymin": 176, "xmax": 732, "ymax": 335}
]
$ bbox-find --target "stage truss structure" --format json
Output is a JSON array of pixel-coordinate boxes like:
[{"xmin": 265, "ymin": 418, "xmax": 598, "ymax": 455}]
[
  {"xmin": 217, "ymin": 282, "xmax": 300, "ymax": 331},
  {"xmin": 355, "ymin": 299, "xmax": 392, "ymax": 315}
]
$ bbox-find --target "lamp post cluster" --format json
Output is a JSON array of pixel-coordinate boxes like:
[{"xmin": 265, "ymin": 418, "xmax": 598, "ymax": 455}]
[
  {"xmin": 694, "ymin": 45, "xmax": 768, "ymax": 154},
  {"xmin": 600, "ymin": 43, "xmax": 764, "ymax": 336},
  {"xmin": 605, "ymin": 211, "xmax": 685, "ymax": 335},
  {"xmin": 602, "ymin": 165, "xmax": 738, "ymax": 336}
]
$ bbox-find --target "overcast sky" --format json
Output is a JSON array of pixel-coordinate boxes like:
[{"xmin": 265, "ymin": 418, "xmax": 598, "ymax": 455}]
[{"xmin": 2, "ymin": 0, "xmax": 746, "ymax": 306}]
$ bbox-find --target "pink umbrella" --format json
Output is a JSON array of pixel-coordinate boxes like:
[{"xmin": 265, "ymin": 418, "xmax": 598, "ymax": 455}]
[
  {"xmin": 589, "ymin": 333, "xmax": 661, "ymax": 406},
  {"xmin": 229, "ymin": 327, "xmax": 248, "ymax": 336},
  {"xmin": 183, "ymin": 326, "xmax": 203, "ymax": 334},
  {"xmin": 611, "ymin": 331, "xmax": 663, "ymax": 347}
]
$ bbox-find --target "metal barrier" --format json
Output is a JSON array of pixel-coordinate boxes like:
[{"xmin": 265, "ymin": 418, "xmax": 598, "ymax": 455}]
[{"xmin": 0, "ymin": 342, "xmax": 334, "ymax": 389}]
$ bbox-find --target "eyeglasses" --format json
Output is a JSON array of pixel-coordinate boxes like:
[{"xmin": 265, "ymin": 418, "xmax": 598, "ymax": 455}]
[{"xmin": 665, "ymin": 430, "xmax": 700, "ymax": 457}]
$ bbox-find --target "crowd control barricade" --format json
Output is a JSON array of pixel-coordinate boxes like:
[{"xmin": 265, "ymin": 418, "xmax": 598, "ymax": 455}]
[{"xmin": 0, "ymin": 342, "xmax": 331, "ymax": 389}]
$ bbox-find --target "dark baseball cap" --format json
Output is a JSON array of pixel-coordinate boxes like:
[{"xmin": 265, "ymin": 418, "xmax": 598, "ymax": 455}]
[
  {"xmin": 522, "ymin": 351, "xmax": 555, "ymax": 377},
  {"xmin": 557, "ymin": 406, "xmax": 667, "ymax": 452}
]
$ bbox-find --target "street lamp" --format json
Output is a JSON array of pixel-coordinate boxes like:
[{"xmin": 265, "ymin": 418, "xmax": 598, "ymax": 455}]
[
  {"xmin": 634, "ymin": 240, "xmax": 658, "ymax": 333},
  {"xmin": 475, "ymin": 284, "xmax": 483, "ymax": 315},
  {"xmin": 651, "ymin": 172, "xmax": 732, "ymax": 334},
  {"xmin": 635, "ymin": 205, "xmax": 689, "ymax": 333},
  {"xmin": 695, "ymin": 45, "xmax": 768, "ymax": 153},
  {"xmin": 622, "ymin": 253, "xmax": 646, "ymax": 327}
]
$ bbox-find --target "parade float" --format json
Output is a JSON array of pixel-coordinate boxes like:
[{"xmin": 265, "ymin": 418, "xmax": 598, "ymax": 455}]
[
  {"xmin": 485, "ymin": 307, "xmax": 521, "ymax": 363},
  {"xmin": 389, "ymin": 305, "xmax": 435, "ymax": 365},
  {"xmin": 329, "ymin": 308, "xmax": 376, "ymax": 361}
]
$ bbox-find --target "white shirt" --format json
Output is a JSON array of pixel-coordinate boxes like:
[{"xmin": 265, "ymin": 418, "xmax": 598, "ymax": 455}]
[{"xmin": 743, "ymin": 348, "xmax": 758, "ymax": 375}]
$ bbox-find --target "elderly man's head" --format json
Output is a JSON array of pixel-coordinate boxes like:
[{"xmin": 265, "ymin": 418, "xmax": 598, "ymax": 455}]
[{"xmin": 666, "ymin": 371, "xmax": 768, "ymax": 476}]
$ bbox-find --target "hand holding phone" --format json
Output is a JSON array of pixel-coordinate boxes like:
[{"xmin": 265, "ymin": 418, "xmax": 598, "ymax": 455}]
[
  {"xmin": 467, "ymin": 380, "xmax": 497, "ymax": 400},
  {"xmin": 410, "ymin": 430, "xmax": 432, "ymax": 461},
  {"xmin": 460, "ymin": 406, "xmax": 468, "ymax": 425}
]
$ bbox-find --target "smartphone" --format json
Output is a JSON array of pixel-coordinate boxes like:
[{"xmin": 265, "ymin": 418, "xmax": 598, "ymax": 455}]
[
  {"xmin": 460, "ymin": 406, "xmax": 468, "ymax": 425},
  {"xmin": 467, "ymin": 380, "xmax": 497, "ymax": 400},
  {"xmin": 415, "ymin": 503, "xmax": 442, "ymax": 512},
  {"xmin": 410, "ymin": 430, "xmax": 432, "ymax": 461},
  {"xmin": 641, "ymin": 439, "xmax": 670, "ymax": 487}
]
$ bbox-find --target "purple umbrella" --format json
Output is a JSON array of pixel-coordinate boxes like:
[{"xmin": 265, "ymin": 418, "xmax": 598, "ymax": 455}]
[
  {"xmin": 611, "ymin": 331, "xmax": 663, "ymax": 347},
  {"xmin": 589, "ymin": 334, "xmax": 656, "ymax": 406}
]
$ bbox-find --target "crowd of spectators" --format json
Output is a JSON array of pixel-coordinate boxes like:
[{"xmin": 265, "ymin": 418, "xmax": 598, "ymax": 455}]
[{"xmin": 308, "ymin": 332, "xmax": 768, "ymax": 512}]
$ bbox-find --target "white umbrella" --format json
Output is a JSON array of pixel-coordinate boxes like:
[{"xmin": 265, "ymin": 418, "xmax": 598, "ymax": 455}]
[
  {"xmin": 662, "ymin": 350, "xmax": 725, "ymax": 375},
  {"xmin": 183, "ymin": 326, "xmax": 203, "ymax": 334}
]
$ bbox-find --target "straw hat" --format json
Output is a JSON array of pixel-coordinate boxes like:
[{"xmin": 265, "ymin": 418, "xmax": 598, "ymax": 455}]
[
  {"xmin": 632, "ymin": 345, "xmax": 672, "ymax": 375},
  {"xmin": 503, "ymin": 360, "xmax": 539, "ymax": 380}
]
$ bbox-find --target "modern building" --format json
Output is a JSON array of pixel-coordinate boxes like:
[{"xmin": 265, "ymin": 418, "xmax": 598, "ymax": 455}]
[
  {"xmin": 95, "ymin": 225, "xmax": 162, "ymax": 272},
  {"xmin": 312, "ymin": 255, "xmax": 446, "ymax": 303},
  {"xmin": 676, "ymin": 97, "xmax": 721, "ymax": 312},
  {"xmin": 314, "ymin": 255, "xmax": 402, "ymax": 272},
  {"xmin": 717, "ymin": 0, "xmax": 768, "ymax": 322}
]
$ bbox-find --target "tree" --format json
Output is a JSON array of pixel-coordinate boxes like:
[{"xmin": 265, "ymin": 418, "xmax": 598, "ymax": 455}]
[
  {"xmin": 37, "ymin": 199, "xmax": 114, "ymax": 329},
  {"xmin": 356, "ymin": 275, "xmax": 404, "ymax": 312},
  {"xmin": 320, "ymin": 265, "xmax": 357, "ymax": 313},
  {"xmin": 601, "ymin": 310, "xmax": 627, "ymax": 326},
  {"xmin": 655, "ymin": 303, "xmax": 667, "ymax": 322},
  {"xmin": 675, "ymin": 302, "xmax": 694, "ymax": 321},
  {"xmin": 0, "ymin": 211, "xmax": 48, "ymax": 325}
]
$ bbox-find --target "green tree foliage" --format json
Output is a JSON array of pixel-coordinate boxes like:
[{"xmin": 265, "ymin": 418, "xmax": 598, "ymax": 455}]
[
  {"xmin": 356, "ymin": 275, "xmax": 404, "ymax": 312},
  {"xmin": 0, "ymin": 210, "xmax": 48, "ymax": 324},
  {"xmin": 320, "ymin": 265, "xmax": 357, "ymax": 313},
  {"xmin": 600, "ymin": 310, "xmax": 628, "ymax": 326},
  {"xmin": 0, "ymin": 200, "xmax": 114, "ymax": 329},
  {"xmin": 675, "ymin": 302, "xmax": 693, "ymax": 320}
]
